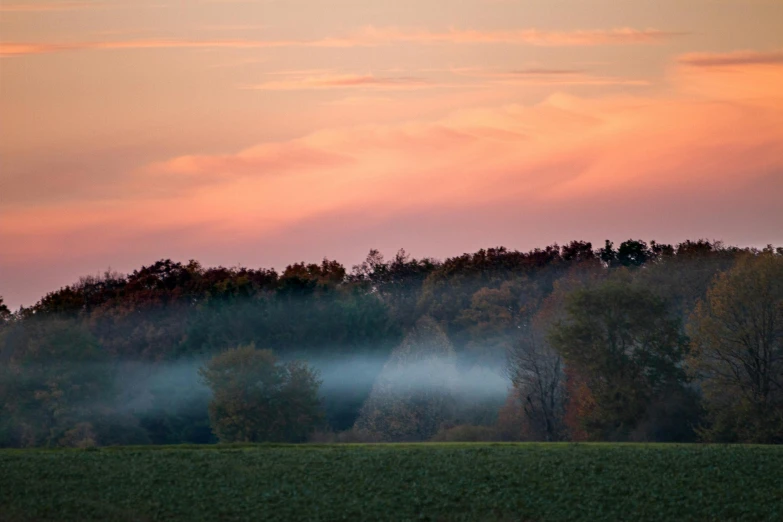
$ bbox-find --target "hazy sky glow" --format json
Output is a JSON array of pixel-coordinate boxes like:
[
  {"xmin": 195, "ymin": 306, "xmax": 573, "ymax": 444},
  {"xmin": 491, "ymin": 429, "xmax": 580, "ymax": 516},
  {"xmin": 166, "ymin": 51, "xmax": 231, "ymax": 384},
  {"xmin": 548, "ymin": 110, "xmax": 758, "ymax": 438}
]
[{"xmin": 1, "ymin": 0, "xmax": 782, "ymax": 308}]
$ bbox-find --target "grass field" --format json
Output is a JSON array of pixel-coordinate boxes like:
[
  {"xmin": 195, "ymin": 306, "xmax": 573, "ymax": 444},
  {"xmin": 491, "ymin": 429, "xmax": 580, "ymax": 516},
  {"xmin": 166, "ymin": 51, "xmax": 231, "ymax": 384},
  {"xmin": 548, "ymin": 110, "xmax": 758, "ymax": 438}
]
[{"xmin": 1, "ymin": 443, "xmax": 782, "ymax": 521}]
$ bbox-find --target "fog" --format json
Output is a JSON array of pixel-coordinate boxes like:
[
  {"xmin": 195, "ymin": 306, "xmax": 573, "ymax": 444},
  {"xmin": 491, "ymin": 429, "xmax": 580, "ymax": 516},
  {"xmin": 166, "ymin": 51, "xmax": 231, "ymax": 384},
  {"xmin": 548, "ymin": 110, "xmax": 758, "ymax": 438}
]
[
  {"xmin": 112, "ymin": 359, "xmax": 212, "ymax": 416},
  {"xmin": 101, "ymin": 352, "xmax": 511, "ymax": 430},
  {"xmin": 315, "ymin": 354, "xmax": 509, "ymax": 398}
]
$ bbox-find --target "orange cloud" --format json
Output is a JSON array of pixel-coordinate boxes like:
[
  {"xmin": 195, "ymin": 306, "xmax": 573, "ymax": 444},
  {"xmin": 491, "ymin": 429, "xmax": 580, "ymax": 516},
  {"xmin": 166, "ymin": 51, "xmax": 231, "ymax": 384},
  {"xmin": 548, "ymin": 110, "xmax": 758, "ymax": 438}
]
[
  {"xmin": 68, "ymin": 52, "xmax": 775, "ymax": 213},
  {"xmin": 138, "ymin": 141, "xmax": 355, "ymax": 192},
  {"xmin": 0, "ymin": 1, "xmax": 164, "ymax": 12},
  {"xmin": 355, "ymin": 26, "xmax": 684, "ymax": 46},
  {"xmin": 243, "ymin": 68, "xmax": 650, "ymax": 91},
  {"xmin": 508, "ymin": 68, "xmax": 586, "ymax": 75},
  {"xmin": 0, "ymin": 43, "xmax": 83, "ymax": 56},
  {"xmin": 0, "ymin": 39, "xmax": 329, "ymax": 57},
  {"xmin": 675, "ymin": 50, "xmax": 783, "ymax": 101},
  {"xmin": 2, "ymin": 51, "xmax": 781, "ymax": 293},
  {"xmin": 0, "ymin": 2, "xmax": 97, "ymax": 12},
  {"xmin": 0, "ymin": 26, "xmax": 683, "ymax": 57},
  {"xmin": 496, "ymin": 77, "xmax": 650, "ymax": 86},
  {"xmin": 243, "ymin": 74, "xmax": 439, "ymax": 91},
  {"xmin": 679, "ymin": 50, "xmax": 783, "ymax": 67},
  {"xmin": 325, "ymin": 96, "xmax": 395, "ymax": 106},
  {"xmin": 449, "ymin": 68, "xmax": 651, "ymax": 86}
]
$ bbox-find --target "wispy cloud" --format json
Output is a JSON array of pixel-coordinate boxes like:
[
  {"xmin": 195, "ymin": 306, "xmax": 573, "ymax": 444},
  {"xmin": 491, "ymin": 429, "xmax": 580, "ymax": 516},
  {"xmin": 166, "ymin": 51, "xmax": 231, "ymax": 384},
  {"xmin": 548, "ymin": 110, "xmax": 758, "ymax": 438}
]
[
  {"xmin": 0, "ymin": 43, "xmax": 82, "ymax": 56},
  {"xmin": 8, "ymin": 57, "xmax": 780, "ymax": 240},
  {"xmin": 208, "ymin": 57, "xmax": 268, "ymax": 68},
  {"xmin": 679, "ymin": 50, "xmax": 783, "ymax": 67},
  {"xmin": 325, "ymin": 96, "xmax": 395, "ymax": 106},
  {"xmin": 676, "ymin": 50, "xmax": 783, "ymax": 101},
  {"xmin": 447, "ymin": 67, "xmax": 650, "ymax": 86},
  {"xmin": 119, "ymin": 55, "xmax": 783, "ymax": 204},
  {"xmin": 0, "ymin": 39, "xmax": 291, "ymax": 57},
  {"xmin": 508, "ymin": 68, "xmax": 587, "ymax": 75},
  {"xmin": 3, "ymin": 52, "xmax": 782, "ymax": 307},
  {"xmin": 201, "ymin": 24, "xmax": 270, "ymax": 32},
  {"xmin": 0, "ymin": 26, "xmax": 685, "ymax": 57},
  {"xmin": 266, "ymin": 68, "xmax": 342, "ymax": 76},
  {"xmin": 0, "ymin": 1, "xmax": 165, "ymax": 12},
  {"xmin": 0, "ymin": 2, "xmax": 97, "ymax": 12},
  {"xmin": 243, "ymin": 74, "xmax": 438, "ymax": 91},
  {"xmin": 355, "ymin": 26, "xmax": 684, "ymax": 46},
  {"xmin": 494, "ymin": 75, "xmax": 650, "ymax": 87},
  {"xmin": 136, "ymin": 141, "xmax": 354, "ymax": 191}
]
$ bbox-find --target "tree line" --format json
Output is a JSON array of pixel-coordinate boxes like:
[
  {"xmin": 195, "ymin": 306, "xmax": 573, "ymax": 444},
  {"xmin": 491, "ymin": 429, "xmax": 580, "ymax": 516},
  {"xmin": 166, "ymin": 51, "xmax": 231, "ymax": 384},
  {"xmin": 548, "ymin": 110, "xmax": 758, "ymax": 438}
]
[{"xmin": 0, "ymin": 239, "xmax": 781, "ymax": 446}]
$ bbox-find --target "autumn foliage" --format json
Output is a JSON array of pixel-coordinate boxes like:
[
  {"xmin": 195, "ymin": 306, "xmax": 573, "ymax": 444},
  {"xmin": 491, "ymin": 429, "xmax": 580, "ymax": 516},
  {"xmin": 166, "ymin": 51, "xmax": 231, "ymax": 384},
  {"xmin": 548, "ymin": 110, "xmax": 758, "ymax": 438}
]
[{"xmin": 1, "ymin": 240, "xmax": 781, "ymax": 446}]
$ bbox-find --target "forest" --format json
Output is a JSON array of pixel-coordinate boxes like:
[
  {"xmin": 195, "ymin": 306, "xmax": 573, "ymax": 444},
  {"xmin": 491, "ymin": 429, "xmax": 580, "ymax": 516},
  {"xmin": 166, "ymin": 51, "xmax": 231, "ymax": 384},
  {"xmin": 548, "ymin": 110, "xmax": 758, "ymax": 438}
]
[{"xmin": 1, "ymin": 239, "xmax": 782, "ymax": 447}]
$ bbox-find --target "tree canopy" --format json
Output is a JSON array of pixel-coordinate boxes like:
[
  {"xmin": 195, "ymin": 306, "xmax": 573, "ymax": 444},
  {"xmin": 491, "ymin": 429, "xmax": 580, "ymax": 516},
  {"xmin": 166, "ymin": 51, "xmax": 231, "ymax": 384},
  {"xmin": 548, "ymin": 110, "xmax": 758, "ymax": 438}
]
[
  {"xmin": 199, "ymin": 345, "xmax": 323, "ymax": 443},
  {"xmin": 688, "ymin": 251, "xmax": 783, "ymax": 443},
  {"xmin": 1, "ymin": 239, "xmax": 781, "ymax": 446}
]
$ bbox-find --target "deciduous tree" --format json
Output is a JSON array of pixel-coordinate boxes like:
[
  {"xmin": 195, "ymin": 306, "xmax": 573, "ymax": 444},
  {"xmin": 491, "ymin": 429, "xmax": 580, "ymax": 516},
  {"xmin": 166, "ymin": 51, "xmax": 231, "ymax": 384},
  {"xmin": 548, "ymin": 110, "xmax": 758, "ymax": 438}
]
[
  {"xmin": 549, "ymin": 275, "xmax": 690, "ymax": 440},
  {"xmin": 688, "ymin": 251, "xmax": 783, "ymax": 443},
  {"xmin": 354, "ymin": 317, "xmax": 458, "ymax": 441},
  {"xmin": 199, "ymin": 345, "xmax": 323, "ymax": 442}
]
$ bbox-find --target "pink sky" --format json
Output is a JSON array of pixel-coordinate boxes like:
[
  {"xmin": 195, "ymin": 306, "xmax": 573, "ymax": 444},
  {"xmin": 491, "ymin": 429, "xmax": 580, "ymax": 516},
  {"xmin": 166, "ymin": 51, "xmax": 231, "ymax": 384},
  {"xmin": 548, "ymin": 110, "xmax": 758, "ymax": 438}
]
[{"xmin": 1, "ymin": 0, "xmax": 782, "ymax": 309}]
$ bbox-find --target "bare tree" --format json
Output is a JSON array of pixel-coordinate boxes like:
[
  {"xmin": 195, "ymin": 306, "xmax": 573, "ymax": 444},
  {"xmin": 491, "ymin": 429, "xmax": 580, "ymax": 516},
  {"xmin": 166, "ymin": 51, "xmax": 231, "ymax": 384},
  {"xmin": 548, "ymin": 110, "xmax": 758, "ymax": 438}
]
[
  {"xmin": 506, "ymin": 289, "xmax": 568, "ymax": 442},
  {"xmin": 506, "ymin": 262, "xmax": 605, "ymax": 441},
  {"xmin": 508, "ymin": 323, "xmax": 567, "ymax": 441}
]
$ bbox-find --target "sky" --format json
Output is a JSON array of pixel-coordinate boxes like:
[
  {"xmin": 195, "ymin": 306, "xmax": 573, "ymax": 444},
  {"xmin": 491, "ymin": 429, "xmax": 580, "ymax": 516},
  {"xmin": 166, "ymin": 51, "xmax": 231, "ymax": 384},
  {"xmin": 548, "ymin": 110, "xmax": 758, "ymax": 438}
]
[{"xmin": 1, "ymin": 0, "xmax": 782, "ymax": 309}]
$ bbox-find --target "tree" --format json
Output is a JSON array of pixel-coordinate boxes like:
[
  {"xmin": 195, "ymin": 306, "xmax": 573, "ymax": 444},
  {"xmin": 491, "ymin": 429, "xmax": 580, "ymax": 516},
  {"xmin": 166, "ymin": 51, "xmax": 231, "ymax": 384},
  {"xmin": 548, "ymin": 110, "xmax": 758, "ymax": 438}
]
[
  {"xmin": 508, "ymin": 335, "xmax": 565, "ymax": 441},
  {"xmin": 688, "ymin": 252, "xmax": 783, "ymax": 443},
  {"xmin": 634, "ymin": 240, "xmax": 742, "ymax": 318},
  {"xmin": 507, "ymin": 291, "xmax": 566, "ymax": 441},
  {"xmin": 549, "ymin": 275, "xmax": 690, "ymax": 441},
  {"xmin": 456, "ymin": 277, "xmax": 539, "ymax": 366},
  {"xmin": 353, "ymin": 317, "xmax": 458, "ymax": 441},
  {"xmin": 0, "ymin": 297, "xmax": 11, "ymax": 321},
  {"xmin": 1, "ymin": 239, "xmax": 777, "ymax": 447},
  {"xmin": 616, "ymin": 239, "xmax": 652, "ymax": 267},
  {"xmin": 598, "ymin": 240, "xmax": 617, "ymax": 267},
  {"xmin": 0, "ymin": 318, "xmax": 120, "ymax": 447},
  {"xmin": 350, "ymin": 248, "xmax": 440, "ymax": 328},
  {"xmin": 598, "ymin": 239, "xmax": 657, "ymax": 268},
  {"xmin": 562, "ymin": 366, "xmax": 595, "ymax": 442},
  {"xmin": 507, "ymin": 262, "xmax": 605, "ymax": 441},
  {"xmin": 199, "ymin": 345, "xmax": 323, "ymax": 443},
  {"xmin": 561, "ymin": 241, "xmax": 595, "ymax": 263},
  {"xmin": 0, "ymin": 297, "xmax": 11, "ymax": 338}
]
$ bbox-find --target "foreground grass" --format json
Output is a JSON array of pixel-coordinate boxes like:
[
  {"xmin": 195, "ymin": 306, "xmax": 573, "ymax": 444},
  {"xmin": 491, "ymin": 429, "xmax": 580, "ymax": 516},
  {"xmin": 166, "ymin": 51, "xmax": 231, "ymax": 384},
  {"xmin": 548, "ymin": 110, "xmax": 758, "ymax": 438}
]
[{"xmin": 1, "ymin": 443, "xmax": 781, "ymax": 521}]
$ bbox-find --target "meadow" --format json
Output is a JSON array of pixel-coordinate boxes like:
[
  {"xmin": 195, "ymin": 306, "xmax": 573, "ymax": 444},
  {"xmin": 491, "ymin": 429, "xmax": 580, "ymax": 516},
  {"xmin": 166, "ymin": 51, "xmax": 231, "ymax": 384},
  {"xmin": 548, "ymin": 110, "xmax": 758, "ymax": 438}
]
[{"xmin": 1, "ymin": 443, "xmax": 781, "ymax": 521}]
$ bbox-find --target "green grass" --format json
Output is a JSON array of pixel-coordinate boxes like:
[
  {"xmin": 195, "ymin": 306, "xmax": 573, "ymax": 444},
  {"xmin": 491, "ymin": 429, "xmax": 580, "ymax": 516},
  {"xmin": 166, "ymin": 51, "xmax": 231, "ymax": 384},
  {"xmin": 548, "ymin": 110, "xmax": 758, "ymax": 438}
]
[{"xmin": 1, "ymin": 443, "xmax": 781, "ymax": 521}]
